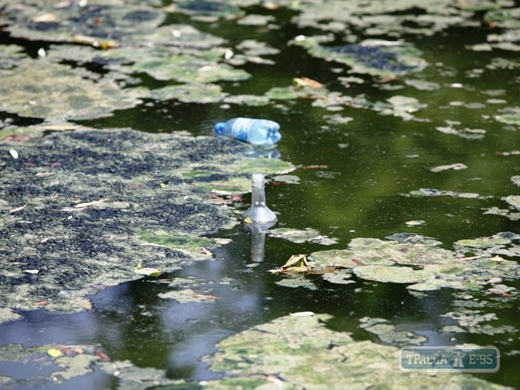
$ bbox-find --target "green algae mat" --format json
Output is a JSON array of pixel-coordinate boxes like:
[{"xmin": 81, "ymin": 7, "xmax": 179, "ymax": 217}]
[
  {"xmin": 3, "ymin": 0, "xmax": 520, "ymax": 388},
  {"xmin": 0, "ymin": 127, "xmax": 294, "ymax": 312}
]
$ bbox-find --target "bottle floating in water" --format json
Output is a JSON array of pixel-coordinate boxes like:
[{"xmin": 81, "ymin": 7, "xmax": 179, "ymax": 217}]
[
  {"xmin": 214, "ymin": 117, "xmax": 281, "ymax": 147},
  {"xmin": 243, "ymin": 173, "xmax": 277, "ymax": 226}
]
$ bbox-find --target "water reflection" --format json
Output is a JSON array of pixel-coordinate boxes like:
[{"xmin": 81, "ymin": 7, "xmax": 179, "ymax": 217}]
[
  {"xmin": 246, "ymin": 220, "xmax": 276, "ymax": 263},
  {"xmin": 250, "ymin": 230, "xmax": 267, "ymax": 262},
  {"xmin": 0, "ymin": 242, "xmax": 519, "ymax": 387}
]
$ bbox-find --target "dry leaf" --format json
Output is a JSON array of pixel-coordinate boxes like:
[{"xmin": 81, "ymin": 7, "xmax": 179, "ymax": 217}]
[
  {"xmin": 135, "ymin": 267, "xmax": 162, "ymax": 277},
  {"xmin": 94, "ymin": 350, "xmax": 111, "ymax": 362},
  {"xmin": 290, "ymin": 311, "xmax": 315, "ymax": 317},
  {"xmin": 293, "ymin": 77, "xmax": 324, "ymax": 89},
  {"xmin": 270, "ymin": 254, "xmax": 310, "ymax": 274},
  {"xmin": 47, "ymin": 348, "xmax": 62, "ymax": 358},
  {"xmin": 74, "ymin": 198, "xmax": 108, "ymax": 208},
  {"xmin": 488, "ymin": 289, "xmax": 511, "ymax": 297},
  {"xmin": 302, "ymin": 165, "xmax": 328, "ymax": 169},
  {"xmin": 9, "ymin": 203, "xmax": 27, "ymax": 213},
  {"xmin": 200, "ymin": 247, "xmax": 213, "ymax": 256},
  {"xmin": 2, "ymin": 134, "xmax": 33, "ymax": 142},
  {"xmin": 32, "ymin": 13, "xmax": 60, "ymax": 23},
  {"xmin": 42, "ymin": 124, "xmax": 76, "ymax": 131}
]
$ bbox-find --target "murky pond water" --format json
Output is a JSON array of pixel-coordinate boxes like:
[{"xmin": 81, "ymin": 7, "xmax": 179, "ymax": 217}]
[{"xmin": 2, "ymin": 0, "xmax": 520, "ymax": 388}]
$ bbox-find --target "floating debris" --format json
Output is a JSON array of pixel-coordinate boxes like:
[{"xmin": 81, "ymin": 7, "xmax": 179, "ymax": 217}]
[
  {"xmin": 269, "ymin": 254, "xmax": 310, "ymax": 274},
  {"xmin": 405, "ymin": 220, "xmax": 426, "ymax": 226},
  {"xmin": 407, "ymin": 188, "xmax": 481, "ymax": 198},
  {"xmin": 430, "ymin": 163, "xmax": 468, "ymax": 172}
]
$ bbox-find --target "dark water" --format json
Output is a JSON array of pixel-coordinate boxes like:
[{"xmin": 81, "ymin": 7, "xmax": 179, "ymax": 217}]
[{"xmin": 2, "ymin": 4, "xmax": 520, "ymax": 389}]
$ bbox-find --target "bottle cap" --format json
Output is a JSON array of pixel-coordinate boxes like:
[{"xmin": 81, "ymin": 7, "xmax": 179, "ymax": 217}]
[{"xmin": 214, "ymin": 122, "xmax": 225, "ymax": 135}]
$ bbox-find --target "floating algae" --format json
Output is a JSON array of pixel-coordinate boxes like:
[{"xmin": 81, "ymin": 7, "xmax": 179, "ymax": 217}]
[
  {"xmin": 2, "ymin": 2, "xmax": 165, "ymax": 45},
  {"xmin": 269, "ymin": 227, "xmax": 338, "ymax": 245},
  {"xmin": 0, "ymin": 343, "xmax": 182, "ymax": 388},
  {"xmin": 0, "ymin": 61, "xmax": 143, "ymax": 122},
  {"xmin": 290, "ymin": 36, "xmax": 427, "ymax": 78},
  {"xmin": 201, "ymin": 314, "xmax": 508, "ymax": 389},
  {"xmin": 308, "ymin": 235, "xmax": 520, "ymax": 293},
  {"xmin": 172, "ymin": 1, "xmax": 243, "ymax": 18},
  {"xmin": 359, "ymin": 317, "xmax": 427, "ymax": 346},
  {"xmin": 0, "ymin": 127, "xmax": 294, "ymax": 312}
]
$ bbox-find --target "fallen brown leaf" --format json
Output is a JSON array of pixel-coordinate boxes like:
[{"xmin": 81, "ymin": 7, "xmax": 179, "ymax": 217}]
[
  {"xmin": 489, "ymin": 289, "xmax": 511, "ymax": 297},
  {"xmin": 302, "ymin": 165, "xmax": 328, "ymax": 169},
  {"xmin": 74, "ymin": 198, "xmax": 109, "ymax": 208},
  {"xmin": 94, "ymin": 350, "xmax": 111, "ymax": 362},
  {"xmin": 1, "ymin": 133, "xmax": 33, "ymax": 142},
  {"xmin": 199, "ymin": 248, "xmax": 213, "ymax": 256}
]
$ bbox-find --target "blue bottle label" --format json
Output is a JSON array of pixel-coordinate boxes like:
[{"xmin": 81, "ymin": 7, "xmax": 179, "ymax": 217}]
[
  {"xmin": 229, "ymin": 118, "xmax": 281, "ymax": 146},
  {"xmin": 230, "ymin": 118, "xmax": 255, "ymax": 142}
]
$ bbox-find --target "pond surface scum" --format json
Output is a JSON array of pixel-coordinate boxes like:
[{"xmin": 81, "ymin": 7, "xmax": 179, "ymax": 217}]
[{"xmin": 2, "ymin": 0, "xmax": 520, "ymax": 388}]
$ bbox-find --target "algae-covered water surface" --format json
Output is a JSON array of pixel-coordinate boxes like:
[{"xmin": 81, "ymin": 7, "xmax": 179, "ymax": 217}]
[{"xmin": 2, "ymin": 0, "xmax": 520, "ymax": 388}]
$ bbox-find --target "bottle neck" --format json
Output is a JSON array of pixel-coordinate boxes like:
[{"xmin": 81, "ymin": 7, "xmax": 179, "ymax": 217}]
[{"xmin": 251, "ymin": 184, "xmax": 267, "ymax": 207}]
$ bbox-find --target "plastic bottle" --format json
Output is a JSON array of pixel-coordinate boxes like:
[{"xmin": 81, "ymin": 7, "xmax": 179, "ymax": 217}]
[
  {"xmin": 214, "ymin": 117, "xmax": 281, "ymax": 147},
  {"xmin": 243, "ymin": 174, "xmax": 277, "ymax": 225}
]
